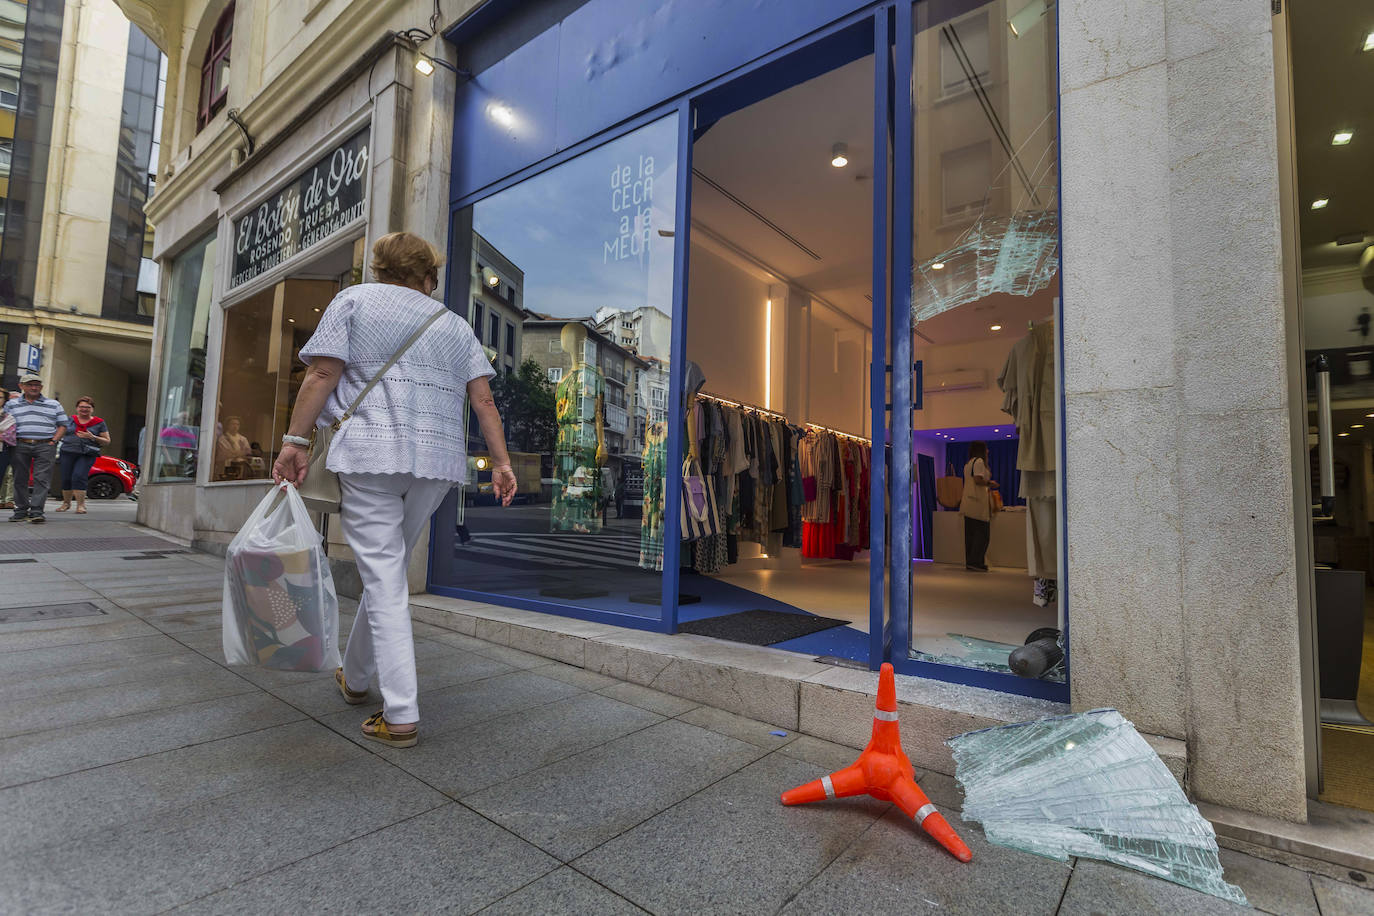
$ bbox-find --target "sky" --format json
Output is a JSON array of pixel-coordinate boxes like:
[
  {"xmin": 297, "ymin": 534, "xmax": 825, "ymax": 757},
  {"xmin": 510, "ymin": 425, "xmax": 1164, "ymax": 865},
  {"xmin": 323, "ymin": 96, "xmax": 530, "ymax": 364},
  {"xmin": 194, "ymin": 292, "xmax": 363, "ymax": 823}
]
[{"xmin": 473, "ymin": 115, "xmax": 679, "ymax": 322}]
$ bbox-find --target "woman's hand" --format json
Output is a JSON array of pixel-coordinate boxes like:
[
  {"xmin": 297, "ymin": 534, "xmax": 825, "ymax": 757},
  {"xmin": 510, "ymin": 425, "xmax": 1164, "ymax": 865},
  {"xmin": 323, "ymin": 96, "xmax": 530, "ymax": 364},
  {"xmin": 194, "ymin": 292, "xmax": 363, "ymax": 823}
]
[
  {"xmin": 492, "ymin": 468, "xmax": 518, "ymax": 507},
  {"xmin": 990, "ymin": 480, "xmax": 1000, "ymax": 490},
  {"xmin": 273, "ymin": 444, "xmax": 310, "ymax": 486}
]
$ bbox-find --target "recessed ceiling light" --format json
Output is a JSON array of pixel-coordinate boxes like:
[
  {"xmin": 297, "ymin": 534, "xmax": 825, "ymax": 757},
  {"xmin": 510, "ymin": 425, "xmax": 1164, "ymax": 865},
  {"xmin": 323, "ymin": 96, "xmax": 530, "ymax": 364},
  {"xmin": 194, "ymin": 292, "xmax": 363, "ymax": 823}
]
[
  {"xmin": 1333, "ymin": 130, "xmax": 1354, "ymax": 146},
  {"xmin": 1339, "ymin": 432, "xmax": 1351, "ymax": 437},
  {"xmin": 990, "ymin": 324, "xmax": 1002, "ymax": 331},
  {"xmin": 831, "ymin": 142, "xmax": 849, "ymax": 168},
  {"xmin": 313, "ymin": 307, "xmax": 321, "ymax": 312},
  {"xmin": 1364, "ymin": 31, "xmax": 1374, "ymax": 52},
  {"xmin": 1353, "ymin": 424, "xmax": 1366, "ymax": 429},
  {"xmin": 1311, "ymin": 198, "xmax": 1329, "ymax": 210},
  {"xmin": 931, "ymin": 262, "xmax": 945, "ymax": 270},
  {"xmin": 287, "ymin": 317, "xmax": 296, "ymax": 323}
]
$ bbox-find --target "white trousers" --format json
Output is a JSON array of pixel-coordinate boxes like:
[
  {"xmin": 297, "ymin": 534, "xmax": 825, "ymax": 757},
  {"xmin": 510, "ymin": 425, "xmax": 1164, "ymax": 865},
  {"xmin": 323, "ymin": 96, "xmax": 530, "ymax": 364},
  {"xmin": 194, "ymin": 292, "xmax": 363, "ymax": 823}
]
[{"xmin": 339, "ymin": 472, "xmax": 452, "ymax": 724}]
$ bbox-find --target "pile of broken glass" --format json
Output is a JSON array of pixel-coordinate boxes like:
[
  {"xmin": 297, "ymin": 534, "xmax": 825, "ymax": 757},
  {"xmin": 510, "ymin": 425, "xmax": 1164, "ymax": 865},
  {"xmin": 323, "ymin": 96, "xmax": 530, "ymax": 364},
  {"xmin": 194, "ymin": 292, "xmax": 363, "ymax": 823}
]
[
  {"xmin": 912, "ymin": 209, "xmax": 1060, "ymax": 326},
  {"xmin": 948, "ymin": 708, "xmax": 1247, "ymax": 905}
]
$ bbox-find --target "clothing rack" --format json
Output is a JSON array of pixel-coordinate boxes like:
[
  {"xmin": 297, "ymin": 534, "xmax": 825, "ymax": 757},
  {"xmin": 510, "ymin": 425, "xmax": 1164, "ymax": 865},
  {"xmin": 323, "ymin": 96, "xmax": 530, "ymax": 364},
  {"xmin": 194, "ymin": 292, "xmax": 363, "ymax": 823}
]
[
  {"xmin": 804, "ymin": 422, "xmax": 871, "ymax": 445},
  {"xmin": 696, "ymin": 391, "xmax": 788, "ymax": 421},
  {"xmin": 695, "ymin": 392, "xmax": 871, "ymax": 445}
]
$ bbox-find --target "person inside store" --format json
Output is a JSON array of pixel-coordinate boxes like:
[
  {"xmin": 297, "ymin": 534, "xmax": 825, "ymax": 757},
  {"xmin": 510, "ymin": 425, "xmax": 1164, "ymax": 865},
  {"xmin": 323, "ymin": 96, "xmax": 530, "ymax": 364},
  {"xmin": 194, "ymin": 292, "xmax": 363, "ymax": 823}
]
[
  {"xmin": 959, "ymin": 440, "xmax": 999, "ymax": 572},
  {"xmin": 0, "ymin": 387, "xmax": 15, "ymax": 510},
  {"xmin": 6, "ymin": 374, "xmax": 67, "ymax": 523},
  {"xmin": 56, "ymin": 396, "xmax": 110, "ymax": 514},
  {"xmin": 272, "ymin": 231, "xmax": 517, "ymax": 749},
  {"xmin": 214, "ymin": 416, "xmax": 253, "ymax": 479}
]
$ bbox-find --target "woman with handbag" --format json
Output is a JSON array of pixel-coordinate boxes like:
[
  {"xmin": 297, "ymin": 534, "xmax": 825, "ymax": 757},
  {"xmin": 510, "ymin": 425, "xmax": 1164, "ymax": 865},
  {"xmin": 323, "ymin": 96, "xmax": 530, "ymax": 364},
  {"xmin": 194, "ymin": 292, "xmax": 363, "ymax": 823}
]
[
  {"xmin": 959, "ymin": 441, "xmax": 999, "ymax": 572},
  {"xmin": 272, "ymin": 232, "xmax": 517, "ymax": 749},
  {"xmin": 56, "ymin": 397, "xmax": 110, "ymax": 513},
  {"xmin": 0, "ymin": 388, "xmax": 15, "ymax": 509}
]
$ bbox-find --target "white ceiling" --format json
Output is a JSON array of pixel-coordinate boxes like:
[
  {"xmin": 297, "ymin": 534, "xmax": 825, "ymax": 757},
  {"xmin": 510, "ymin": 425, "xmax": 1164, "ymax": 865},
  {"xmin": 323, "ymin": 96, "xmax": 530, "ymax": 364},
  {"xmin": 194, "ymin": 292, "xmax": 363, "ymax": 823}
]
[
  {"xmin": 689, "ymin": 51, "xmax": 1056, "ymax": 347},
  {"xmin": 70, "ymin": 336, "xmax": 153, "ymax": 380},
  {"xmin": 1292, "ymin": 2, "xmax": 1373, "ymax": 271}
]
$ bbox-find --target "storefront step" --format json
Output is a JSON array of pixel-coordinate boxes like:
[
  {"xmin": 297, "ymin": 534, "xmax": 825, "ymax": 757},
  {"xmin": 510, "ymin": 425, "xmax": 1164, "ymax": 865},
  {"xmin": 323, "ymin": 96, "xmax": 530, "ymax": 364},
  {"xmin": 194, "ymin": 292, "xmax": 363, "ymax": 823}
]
[
  {"xmin": 1201, "ymin": 799, "xmax": 1374, "ymax": 875},
  {"xmin": 408, "ymin": 593, "xmax": 1187, "ymax": 786}
]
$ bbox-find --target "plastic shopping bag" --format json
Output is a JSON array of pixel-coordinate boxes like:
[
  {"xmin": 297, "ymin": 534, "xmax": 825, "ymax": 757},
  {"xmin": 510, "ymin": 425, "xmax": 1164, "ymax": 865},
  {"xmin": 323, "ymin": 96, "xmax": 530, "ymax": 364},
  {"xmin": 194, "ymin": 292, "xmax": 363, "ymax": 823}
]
[{"xmin": 222, "ymin": 482, "xmax": 341, "ymax": 672}]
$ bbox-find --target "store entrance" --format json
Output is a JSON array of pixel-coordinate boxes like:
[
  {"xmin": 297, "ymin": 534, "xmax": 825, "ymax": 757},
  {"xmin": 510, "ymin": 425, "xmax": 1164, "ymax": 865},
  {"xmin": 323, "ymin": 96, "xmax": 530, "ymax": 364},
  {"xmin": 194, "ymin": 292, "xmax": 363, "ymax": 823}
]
[
  {"xmin": 1287, "ymin": 1, "xmax": 1374, "ymax": 813},
  {"xmin": 680, "ymin": 21, "xmax": 881, "ymax": 662}
]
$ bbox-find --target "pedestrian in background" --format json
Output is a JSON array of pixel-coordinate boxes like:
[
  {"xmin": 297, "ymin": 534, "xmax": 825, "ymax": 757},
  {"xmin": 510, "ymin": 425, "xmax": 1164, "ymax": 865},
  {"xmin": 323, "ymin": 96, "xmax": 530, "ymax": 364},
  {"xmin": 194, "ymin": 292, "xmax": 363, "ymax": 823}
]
[
  {"xmin": 272, "ymin": 231, "xmax": 517, "ymax": 749},
  {"xmin": 7, "ymin": 375, "xmax": 67, "ymax": 524},
  {"xmin": 0, "ymin": 387, "xmax": 15, "ymax": 510},
  {"xmin": 56, "ymin": 396, "xmax": 109, "ymax": 514},
  {"xmin": 959, "ymin": 440, "xmax": 998, "ymax": 572}
]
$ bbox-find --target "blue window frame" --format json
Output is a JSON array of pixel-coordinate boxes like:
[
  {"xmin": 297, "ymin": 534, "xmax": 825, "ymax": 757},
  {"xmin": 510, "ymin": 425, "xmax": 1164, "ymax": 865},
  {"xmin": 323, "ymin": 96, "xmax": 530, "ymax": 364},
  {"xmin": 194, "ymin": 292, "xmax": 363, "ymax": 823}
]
[{"xmin": 434, "ymin": 0, "xmax": 1067, "ymax": 700}]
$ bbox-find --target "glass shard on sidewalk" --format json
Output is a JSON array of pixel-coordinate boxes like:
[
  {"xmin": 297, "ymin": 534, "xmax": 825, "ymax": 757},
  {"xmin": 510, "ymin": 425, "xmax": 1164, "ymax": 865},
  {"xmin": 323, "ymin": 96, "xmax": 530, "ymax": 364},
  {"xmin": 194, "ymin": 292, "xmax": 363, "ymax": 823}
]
[
  {"xmin": 948, "ymin": 708, "xmax": 1248, "ymax": 905},
  {"xmin": 912, "ymin": 210, "xmax": 1060, "ymax": 325}
]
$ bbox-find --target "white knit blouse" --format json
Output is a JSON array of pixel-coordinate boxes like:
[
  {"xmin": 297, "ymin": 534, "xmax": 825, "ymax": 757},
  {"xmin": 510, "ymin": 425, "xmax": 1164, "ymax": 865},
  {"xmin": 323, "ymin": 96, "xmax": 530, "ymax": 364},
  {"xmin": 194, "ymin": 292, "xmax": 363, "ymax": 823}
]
[{"xmin": 299, "ymin": 283, "xmax": 494, "ymax": 483}]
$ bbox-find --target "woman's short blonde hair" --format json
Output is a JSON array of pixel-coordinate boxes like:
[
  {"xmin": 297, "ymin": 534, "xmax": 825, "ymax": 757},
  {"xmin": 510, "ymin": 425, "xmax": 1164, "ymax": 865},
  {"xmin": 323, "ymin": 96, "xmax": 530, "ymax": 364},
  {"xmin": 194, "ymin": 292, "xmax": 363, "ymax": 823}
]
[{"xmin": 370, "ymin": 232, "xmax": 443, "ymax": 289}]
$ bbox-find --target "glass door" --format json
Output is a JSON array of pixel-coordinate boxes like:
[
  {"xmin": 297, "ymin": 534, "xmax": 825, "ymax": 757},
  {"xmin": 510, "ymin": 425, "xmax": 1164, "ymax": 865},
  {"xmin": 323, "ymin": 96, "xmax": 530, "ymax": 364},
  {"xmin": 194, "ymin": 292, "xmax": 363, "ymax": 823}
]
[{"xmin": 892, "ymin": 0, "xmax": 1067, "ymax": 700}]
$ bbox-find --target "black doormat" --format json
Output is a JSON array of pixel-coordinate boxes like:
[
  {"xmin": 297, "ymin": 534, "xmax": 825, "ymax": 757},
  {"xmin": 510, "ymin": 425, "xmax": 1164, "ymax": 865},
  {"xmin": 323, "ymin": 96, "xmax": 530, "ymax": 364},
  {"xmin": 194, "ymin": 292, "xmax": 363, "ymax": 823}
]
[{"xmin": 679, "ymin": 609, "xmax": 849, "ymax": 646}]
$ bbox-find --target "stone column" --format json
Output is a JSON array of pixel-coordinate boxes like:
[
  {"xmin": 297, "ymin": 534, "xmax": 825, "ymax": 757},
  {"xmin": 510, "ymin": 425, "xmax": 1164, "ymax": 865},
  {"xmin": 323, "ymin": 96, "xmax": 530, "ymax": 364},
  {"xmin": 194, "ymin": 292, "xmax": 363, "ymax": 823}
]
[{"xmin": 1060, "ymin": 0, "xmax": 1307, "ymax": 820}]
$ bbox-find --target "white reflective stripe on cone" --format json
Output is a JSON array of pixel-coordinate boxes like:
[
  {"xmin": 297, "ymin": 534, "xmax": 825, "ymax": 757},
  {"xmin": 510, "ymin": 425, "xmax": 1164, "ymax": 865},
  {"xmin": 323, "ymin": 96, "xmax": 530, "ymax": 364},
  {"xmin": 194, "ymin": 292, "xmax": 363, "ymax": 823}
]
[
  {"xmin": 873, "ymin": 709, "xmax": 898, "ymax": 721},
  {"xmin": 914, "ymin": 803, "xmax": 937, "ymax": 824},
  {"xmin": 822, "ymin": 775, "xmax": 836, "ymax": 799}
]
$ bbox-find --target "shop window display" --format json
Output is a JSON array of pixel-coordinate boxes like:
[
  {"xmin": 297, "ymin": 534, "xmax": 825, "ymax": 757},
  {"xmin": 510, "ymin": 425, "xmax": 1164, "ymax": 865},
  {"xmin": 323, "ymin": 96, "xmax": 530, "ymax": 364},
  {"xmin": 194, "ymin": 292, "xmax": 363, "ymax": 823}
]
[
  {"xmin": 150, "ymin": 232, "xmax": 216, "ymax": 480},
  {"xmin": 436, "ymin": 114, "xmax": 678, "ymax": 618},
  {"xmin": 909, "ymin": 0, "xmax": 1062, "ymax": 679},
  {"xmin": 212, "ymin": 277, "xmax": 342, "ymax": 482}
]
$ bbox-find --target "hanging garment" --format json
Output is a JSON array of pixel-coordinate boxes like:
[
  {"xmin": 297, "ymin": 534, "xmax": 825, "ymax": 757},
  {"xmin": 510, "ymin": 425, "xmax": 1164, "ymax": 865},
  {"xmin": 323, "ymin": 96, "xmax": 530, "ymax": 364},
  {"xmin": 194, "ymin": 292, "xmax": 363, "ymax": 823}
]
[
  {"xmin": 639, "ymin": 423, "xmax": 668, "ymax": 571},
  {"xmin": 552, "ymin": 365, "xmax": 606, "ymax": 534}
]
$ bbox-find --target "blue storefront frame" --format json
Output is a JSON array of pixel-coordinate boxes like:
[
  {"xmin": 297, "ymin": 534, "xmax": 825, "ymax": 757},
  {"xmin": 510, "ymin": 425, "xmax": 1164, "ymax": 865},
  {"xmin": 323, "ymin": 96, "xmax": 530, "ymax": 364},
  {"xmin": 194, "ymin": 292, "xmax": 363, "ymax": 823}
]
[{"xmin": 430, "ymin": 0, "xmax": 1070, "ymax": 702}]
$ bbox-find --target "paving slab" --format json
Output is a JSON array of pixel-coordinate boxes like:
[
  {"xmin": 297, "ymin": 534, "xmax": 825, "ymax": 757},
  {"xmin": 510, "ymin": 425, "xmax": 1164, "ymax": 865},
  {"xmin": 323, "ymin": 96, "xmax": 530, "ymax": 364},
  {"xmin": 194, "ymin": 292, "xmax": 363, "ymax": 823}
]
[
  {"xmin": 463, "ymin": 718, "xmax": 770, "ymax": 861},
  {"xmin": 1056, "ymin": 859, "xmax": 1253, "ymax": 916},
  {"xmin": 1311, "ymin": 874, "xmax": 1374, "ymax": 916},
  {"xmin": 174, "ymin": 803, "xmax": 558, "ymax": 916},
  {"xmin": 0, "ymin": 691, "xmax": 306, "ymax": 789},
  {"xmin": 1217, "ymin": 846, "xmax": 1319, "ymax": 915},
  {"xmin": 531, "ymin": 659, "xmax": 622, "ymax": 691},
  {"xmin": 781, "ymin": 807, "xmax": 1072, "ymax": 916},
  {"xmin": 677, "ymin": 704, "xmax": 799, "ymax": 750},
  {"xmin": 0, "ymin": 645, "xmax": 229, "ymax": 698},
  {"xmin": 3, "ymin": 755, "xmax": 447, "ymax": 914},
  {"xmin": 476, "ymin": 866, "xmax": 650, "ymax": 916},
  {"xmin": 385, "ymin": 690, "xmax": 664, "ymax": 798},
  {"xmin": 0, "ymin": 632, "xmax": 189, "ymax": 676},
  {"xmin": 3, "ymin": 663, "xmax": 256, "ymax": 736},
  {"xmin": 317, "ymin": 669, "xmax": 587, "ymax": 745},
  {"xmin": 597, "ymin": 680, "xmax": 701, "ymax": 717},
  {"xmin": 575, "ymin": 751, "xmax": 888, "ymax": 914},
  {"xmin": 0, "ymin": 720, "xmax": 364, "ymax": 855},
  {"xmin": 0, "ymin": 615, "xmax": 156, "ymax": 650},
  {"xmin": 268, "ymin": 648, "xmax": 517, "ymax": 717}
]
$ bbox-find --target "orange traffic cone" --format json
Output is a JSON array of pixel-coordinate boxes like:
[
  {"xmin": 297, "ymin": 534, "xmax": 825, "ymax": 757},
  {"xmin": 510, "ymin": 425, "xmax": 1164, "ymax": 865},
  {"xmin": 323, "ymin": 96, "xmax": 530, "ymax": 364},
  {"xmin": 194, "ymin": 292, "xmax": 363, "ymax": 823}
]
[{"xmin": 781, "ymin": 663, "xmax": 972, "ymax": 863}]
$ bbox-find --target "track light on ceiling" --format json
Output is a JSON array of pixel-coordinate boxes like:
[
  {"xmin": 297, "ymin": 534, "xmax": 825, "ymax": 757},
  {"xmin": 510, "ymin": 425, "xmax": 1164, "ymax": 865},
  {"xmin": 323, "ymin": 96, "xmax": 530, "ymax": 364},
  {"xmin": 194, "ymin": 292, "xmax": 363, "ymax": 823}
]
[{"xmin": 831, "ymin": 142, "xmax": 849, "ymax": 168}]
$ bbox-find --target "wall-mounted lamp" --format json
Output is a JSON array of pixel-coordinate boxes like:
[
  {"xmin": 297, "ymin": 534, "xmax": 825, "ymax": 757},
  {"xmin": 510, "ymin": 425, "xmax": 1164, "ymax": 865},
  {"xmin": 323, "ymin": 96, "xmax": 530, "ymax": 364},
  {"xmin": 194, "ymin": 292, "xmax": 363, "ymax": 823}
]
[
  {"xmin": 414, "ymin": 52, "xmax": 472, "ymax": 79},
  {"xmin": 831, "ymin": 142, "xmax": 849, "ymax": 168},
  {"xmin": 1008, "ymin": 0, "xmax": 1053, "ymax": 37}
]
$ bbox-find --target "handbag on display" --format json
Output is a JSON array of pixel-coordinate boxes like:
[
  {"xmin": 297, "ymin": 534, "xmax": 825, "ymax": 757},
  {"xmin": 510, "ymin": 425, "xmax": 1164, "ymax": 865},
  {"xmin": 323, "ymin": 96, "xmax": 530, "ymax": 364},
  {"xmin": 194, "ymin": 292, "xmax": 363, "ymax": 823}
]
[
  {"xmin": 297, "ymin": 307, "xmax": 448, "ymax": 514},
  {"xmin": 680, "ymin": 456, "xmax": 721, "ymax": 541},
  {"xmin": 990, "ymin": 489, "xmax": 1004, "ymax": 513},
  {"xmin": 935, "ymin": 462, "xmax": 964, "ymax": 510}
]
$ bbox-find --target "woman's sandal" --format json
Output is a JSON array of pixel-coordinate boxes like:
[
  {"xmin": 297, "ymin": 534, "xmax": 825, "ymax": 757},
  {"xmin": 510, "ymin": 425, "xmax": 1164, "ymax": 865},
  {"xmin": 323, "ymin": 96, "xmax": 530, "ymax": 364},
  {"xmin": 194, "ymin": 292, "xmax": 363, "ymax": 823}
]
[
  {"xmin": 335, "ymin": 667, "xmax": 368, "ymax": 705},
  {"xmin": 361, "ymin": 710, "xmax": 418, "ymax": 748}
]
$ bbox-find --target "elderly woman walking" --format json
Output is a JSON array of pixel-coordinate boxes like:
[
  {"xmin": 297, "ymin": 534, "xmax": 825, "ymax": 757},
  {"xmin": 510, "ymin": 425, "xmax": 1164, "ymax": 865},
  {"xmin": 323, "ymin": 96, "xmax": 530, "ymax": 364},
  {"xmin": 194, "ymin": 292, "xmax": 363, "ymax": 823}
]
[{"xmin": 273, "ymin": 232, "xmax": 517, "ymax": 748}]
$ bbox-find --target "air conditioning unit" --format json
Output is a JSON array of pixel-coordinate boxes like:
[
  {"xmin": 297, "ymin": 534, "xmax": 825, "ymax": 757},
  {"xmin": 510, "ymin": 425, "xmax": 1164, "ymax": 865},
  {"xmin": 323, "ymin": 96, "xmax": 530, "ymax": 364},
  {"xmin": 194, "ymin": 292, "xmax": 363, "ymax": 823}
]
[{"xmin": 923, "ymin": 368, "xmax": 986, "ymax": 394}]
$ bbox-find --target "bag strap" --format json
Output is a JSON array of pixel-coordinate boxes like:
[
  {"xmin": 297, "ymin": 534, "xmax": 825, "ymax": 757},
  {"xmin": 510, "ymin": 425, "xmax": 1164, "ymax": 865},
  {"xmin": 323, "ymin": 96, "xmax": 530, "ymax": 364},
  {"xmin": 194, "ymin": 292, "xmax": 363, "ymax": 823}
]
[{"xmin": 334, "ymin": 307, "xmax": 448, "ymax": 429}]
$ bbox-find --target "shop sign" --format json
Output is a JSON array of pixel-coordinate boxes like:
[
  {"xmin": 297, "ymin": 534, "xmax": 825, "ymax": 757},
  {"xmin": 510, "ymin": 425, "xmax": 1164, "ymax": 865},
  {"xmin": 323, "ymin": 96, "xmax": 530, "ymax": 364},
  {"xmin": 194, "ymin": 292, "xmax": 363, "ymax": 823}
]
[{"xmin": 230, "ymin": 127, "xmax": 370, "ymax": 289}]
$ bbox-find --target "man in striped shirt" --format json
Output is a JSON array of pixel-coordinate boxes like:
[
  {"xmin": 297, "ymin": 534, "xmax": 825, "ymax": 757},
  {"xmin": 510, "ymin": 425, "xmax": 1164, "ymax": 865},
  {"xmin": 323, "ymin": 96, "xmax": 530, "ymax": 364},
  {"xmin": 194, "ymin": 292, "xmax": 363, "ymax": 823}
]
[{"xmin": 8, "ymin": 374, "xmax": 68, "ymax": 523}]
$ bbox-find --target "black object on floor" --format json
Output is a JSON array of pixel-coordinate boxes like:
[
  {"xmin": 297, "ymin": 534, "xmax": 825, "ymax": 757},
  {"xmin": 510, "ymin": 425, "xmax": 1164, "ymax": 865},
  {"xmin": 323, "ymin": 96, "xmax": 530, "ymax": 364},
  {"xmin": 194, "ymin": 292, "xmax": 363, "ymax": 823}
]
[
  {"xmin": 679, "ymin": 609, "xmax": 849, "ymax": 646},
  {"xmin": 629, "ymin": 591, "xmax": 700, "ymax": 605},
  {"xmin": 539, "ymin": 585, "xmax": 610, "ymax": 600}
]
